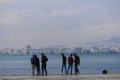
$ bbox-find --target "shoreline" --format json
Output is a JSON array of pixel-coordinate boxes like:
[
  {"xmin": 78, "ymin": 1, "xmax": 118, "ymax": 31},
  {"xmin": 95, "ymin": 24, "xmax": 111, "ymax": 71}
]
[{"xmin": 0, "ymin": 74, "xmax": 120, "ymax": 80}]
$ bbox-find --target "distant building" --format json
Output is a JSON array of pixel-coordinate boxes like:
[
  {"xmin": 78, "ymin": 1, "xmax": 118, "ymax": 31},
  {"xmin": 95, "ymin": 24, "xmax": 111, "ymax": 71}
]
[{"xmin": 22, "ymin": 45, "xmax": 32, "ymax": 54}]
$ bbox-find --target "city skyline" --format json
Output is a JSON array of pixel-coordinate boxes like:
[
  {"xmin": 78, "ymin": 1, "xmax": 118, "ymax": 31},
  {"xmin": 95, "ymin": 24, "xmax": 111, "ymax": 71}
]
[{"xmin": 0, "ymin": 0, "xmax": 120, "ymax": 48}]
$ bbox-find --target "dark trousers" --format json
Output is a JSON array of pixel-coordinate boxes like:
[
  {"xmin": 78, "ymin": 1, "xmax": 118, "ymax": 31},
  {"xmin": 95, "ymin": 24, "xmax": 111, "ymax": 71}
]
[
  {"xmin": 67, "ymin": 64, "xmax": 73, "ymax": 74},
  {"xmin": 36, "ymin": 66, "xmax": 41, "ymax": 75},
  {"xmin": 75, "ymin": 63, "xmax": 79, "ymax": 74},
  {"xmin": 41, "ymin": 64, "xmax": 47, "ymax": 75}
]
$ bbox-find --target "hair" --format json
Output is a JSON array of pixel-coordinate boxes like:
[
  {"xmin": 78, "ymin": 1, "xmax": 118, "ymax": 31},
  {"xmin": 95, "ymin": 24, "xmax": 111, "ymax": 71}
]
[
  {"xmin": 73, "ymin": 53, "xmax": 76, "ymax": 55},
  {"xmin": 61, "ymin": 53, "xmax": 64, "ymax": 55},
  {"xmin": 41, "ymin": 53, "xmax": 43, "ymax": 55},
  {"xmin": 33, "ymin": 54, "xmax": 37, "ymax": 57},
  {"xmin": 70, "ymin": 54, "xmax": 73, "ymax": 56}
]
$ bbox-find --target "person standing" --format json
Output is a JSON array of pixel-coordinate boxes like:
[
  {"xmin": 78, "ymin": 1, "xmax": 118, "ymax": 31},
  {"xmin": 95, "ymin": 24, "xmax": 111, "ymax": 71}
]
[
  {"xmin": 36, "ymin": 55, "xmax": 41, "ymax": 75},
  {"xmin": 41, "ymin": 53, "xmax": 48, "ymax": 75},
  {"xmin": 61, "ymin": 53, "xmax": 67, "ymax": 74},
  {"xmin": 73, "ymin": 53, "xmax": 80, "ymax": 74},
  {"xmin": 31, "ymin": 55, "xmax": 37, "ymax": 75},
  {"xmin": 67, "ymin": 54, "xmax": 73, "ymax": 75}
]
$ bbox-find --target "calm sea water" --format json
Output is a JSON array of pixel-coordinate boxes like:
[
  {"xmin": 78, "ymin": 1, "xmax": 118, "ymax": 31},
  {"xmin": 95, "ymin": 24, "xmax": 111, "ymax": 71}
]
[{"xmin": 0, "ymin": 53, "xmax": 120, "ymax": 75}]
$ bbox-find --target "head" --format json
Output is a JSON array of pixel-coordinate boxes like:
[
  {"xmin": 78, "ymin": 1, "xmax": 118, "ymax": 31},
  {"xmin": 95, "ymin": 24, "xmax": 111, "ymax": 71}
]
[
  {"xmin": 33, "ymin": 54, "xmax": 37, "ymax": 57},
  {"xmin": 73, "ymin": 53, "xmax": 76, "ymax": 56},
  {"xmin": 70, "ymin": 54, "xmax": 73, "ymax": 56},
  {"xmin": 61, "ymin": 53, "xmax": 64, "ymax": 56},
  {"xmin": 41, "ymin": 53, "xmax": 43, "ymax": 55}
]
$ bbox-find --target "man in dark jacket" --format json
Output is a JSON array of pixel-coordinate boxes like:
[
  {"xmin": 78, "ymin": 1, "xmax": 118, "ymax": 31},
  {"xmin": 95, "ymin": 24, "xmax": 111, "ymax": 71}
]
[
  {"xmin": 36, "ymin": 56, "xmax": 41, "ymax": 75},
  {"xmin": 31, "ymin": 54, "xmax": 40, "ymax": 76},
  {"xmin": 31, "ymin": 55, "xmax": 37, "ymax": 75},
  {"xmin": 41, "ymin": 53, "xmax": 48, "ymax": 75},
  {"xmin": 73, "ymin": 53, "xmax": 80, "ymax": 74},
  {"xmin": 61, "ymin": 53, "xmax": 66, "ymax": 74}
]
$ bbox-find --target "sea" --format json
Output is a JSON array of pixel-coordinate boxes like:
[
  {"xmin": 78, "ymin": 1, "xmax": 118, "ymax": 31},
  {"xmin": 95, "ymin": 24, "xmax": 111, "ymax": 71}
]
[{"xmin": 0, "ymin": 53, "xmax": 120, "ymax": 75}]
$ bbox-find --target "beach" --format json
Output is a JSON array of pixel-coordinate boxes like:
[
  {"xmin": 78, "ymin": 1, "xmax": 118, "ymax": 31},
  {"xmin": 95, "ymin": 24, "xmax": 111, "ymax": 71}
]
[{"xmin": 0, "ymin": 74, "xmax": 120, "ymax": 80}]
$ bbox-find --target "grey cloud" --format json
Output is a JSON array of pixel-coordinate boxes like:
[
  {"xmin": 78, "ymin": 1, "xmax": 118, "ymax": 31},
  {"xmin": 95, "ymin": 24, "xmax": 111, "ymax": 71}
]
[{"xmin": 0, "ymin": 0, "xmax": 120, "ymax": 48}]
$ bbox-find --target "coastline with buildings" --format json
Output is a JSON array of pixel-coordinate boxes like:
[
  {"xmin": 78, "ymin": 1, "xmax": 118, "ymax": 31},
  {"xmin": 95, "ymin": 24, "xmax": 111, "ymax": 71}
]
[{"xmin": 0, "ymin": 43, "xmax": 120, "ymax": 55}]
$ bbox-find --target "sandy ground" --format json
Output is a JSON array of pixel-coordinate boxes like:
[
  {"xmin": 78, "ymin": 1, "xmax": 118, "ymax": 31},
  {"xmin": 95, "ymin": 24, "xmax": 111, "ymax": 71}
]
[{"xmin": 0, "ymin": 74, "xmax": 120, "ymax": 80}]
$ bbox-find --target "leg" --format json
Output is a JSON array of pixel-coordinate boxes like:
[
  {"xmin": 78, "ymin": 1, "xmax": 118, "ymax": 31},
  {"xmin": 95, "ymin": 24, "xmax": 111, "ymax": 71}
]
[
  {"xmin": 62, "ymin": 64, "xmax": 66, "ymax": 74},
  {"xmin": 37, "ymin": 66, "xmax": 41, "ymax": 75},
  {"xmin": 41, "ymin": 64, "xmax": 44, "ymax": 75},
  {"xmin": 37, "ymin": 66, "xmax": 38, "ymax": 75},
  {"xmin": 67, "ymin": 64, "xmax": 70, "ymax": 74},
  {"xmin": 32, "ymin": 65, "xmax": 35, "ymax": 75},
  {"xmin": 61, "ymin": 64, "xmax": 64, "ymax": 74},
  {"xmin": 76, "ymin": 64, "xmax": 79, "ymax": 74},
  {"xmin": 70, "ymin": 64, "xmax": 73, "ymax": 74},
  {"xmin": 64, "ymin": 64, "xmax": 66, "ymax": 74},
  {"xmin": 44, "ymin": 64, "xmax": 47, "ymax": 75},
  {"xmin": 75, "ymin": 64, "xmax": 79, "ymax": 74},
  {"xmin": 75, "ymin": 64, "xmax": 77, "ymax": 74}
]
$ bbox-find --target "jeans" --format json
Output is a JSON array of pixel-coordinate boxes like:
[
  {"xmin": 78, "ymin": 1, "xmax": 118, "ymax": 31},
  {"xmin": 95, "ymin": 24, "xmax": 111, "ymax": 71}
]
[
  {"xmin": 36, "ymin": 66, "xmax": 41, "ymax": 75},
  {"xmin": 75, "ymin": 63, "xmax": 79, "ymax": 74},
  {"xmin": 61, "ymin": 64, "xmax": 66, "ymax": 74},
  {"xmin": 67, "ymin": 64, "xmax": 73, "ymax": 74}
]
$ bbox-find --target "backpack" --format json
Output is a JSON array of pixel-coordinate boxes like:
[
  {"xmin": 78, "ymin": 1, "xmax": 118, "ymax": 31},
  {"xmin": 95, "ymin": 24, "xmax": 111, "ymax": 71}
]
[{"xmin": 44, "ymin": 56, "xmax": 48, "ymax": 62}]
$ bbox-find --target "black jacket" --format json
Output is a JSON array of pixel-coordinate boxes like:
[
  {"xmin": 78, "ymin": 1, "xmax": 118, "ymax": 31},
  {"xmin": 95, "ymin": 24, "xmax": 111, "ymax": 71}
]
[
  {"xmin": 41, "ymin": 55, "xmax": 48, "ymax": 64},
  {"xmin": 31, "ymin": 55, "xmax": 40, "ymax": 66},
  {"xmin": 74, "ymin": 55, "xmax": 80, "ymax": 65},
  {"xmin": 62, "ymin": 55, "xmax": 66, "ymax": 64}
]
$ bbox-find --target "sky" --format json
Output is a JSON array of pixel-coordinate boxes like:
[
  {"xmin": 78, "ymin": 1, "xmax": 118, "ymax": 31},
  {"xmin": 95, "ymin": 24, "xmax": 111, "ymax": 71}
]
[{"xmin": 0, "ymin": 0, "xmax": 120, "ymax": 48}]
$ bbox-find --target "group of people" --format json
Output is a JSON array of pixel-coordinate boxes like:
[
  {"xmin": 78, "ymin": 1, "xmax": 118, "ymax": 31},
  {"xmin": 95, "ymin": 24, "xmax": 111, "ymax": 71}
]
[
  {"xmin": 31, "ymin": 53, "xmax": 80, "ymax": 76},
  {"xmin": 61, "ymin": 53, "xmax": 80, "ymax": 75},
  {"xmin": 31, "ymin": 53, "xmax": 48, "ymax": 76}
]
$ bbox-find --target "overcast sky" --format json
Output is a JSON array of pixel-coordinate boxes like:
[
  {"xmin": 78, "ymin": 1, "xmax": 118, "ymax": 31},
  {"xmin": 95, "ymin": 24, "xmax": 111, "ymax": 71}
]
[{"xmin": 0, "ymin": 0, "xmax": 120, "ymax": 48}]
